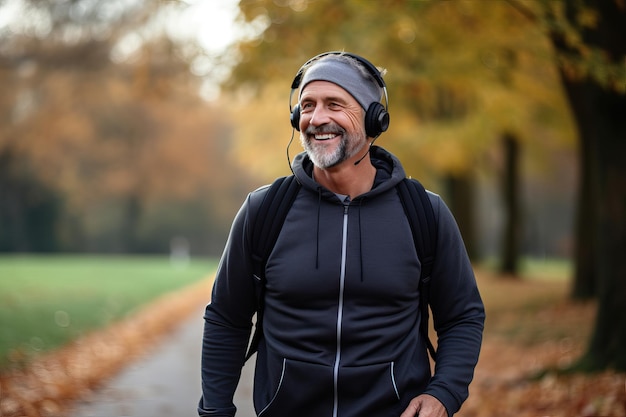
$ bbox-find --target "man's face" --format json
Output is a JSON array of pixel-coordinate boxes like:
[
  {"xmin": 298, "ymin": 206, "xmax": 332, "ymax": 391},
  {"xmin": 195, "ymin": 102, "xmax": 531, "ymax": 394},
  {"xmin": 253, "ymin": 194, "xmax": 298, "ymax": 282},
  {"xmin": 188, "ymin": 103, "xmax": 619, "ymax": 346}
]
[{"xmin": 298, "ymin": 81, "xmax": 367, "ymax": 169}]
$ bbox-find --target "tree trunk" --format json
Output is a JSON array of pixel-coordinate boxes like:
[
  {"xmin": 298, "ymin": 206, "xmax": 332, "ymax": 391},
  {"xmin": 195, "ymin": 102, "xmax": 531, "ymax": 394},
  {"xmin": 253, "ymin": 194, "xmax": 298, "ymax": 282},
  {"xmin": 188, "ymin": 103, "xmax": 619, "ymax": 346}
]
[
  {"xmin": 578, "ymin": 86, "xmax": 626, "ymax": 370},
  {"xmin": 0, "ymin": 148, "xmax": 61, "ymax": 252},
  {"xmin": 500, "ymin": 132, "xmax": 521, "ymax": 277},
  {"xmin": 120, "ymin": 194, "xmax": 141, "ymax": 253},
  {"xmin": 570, "ymin": 96, "xmax": 597, "ymax": 300},
  {"xmin": 444, "ymin": 172, "xmax": 478, "ymax": 261}
]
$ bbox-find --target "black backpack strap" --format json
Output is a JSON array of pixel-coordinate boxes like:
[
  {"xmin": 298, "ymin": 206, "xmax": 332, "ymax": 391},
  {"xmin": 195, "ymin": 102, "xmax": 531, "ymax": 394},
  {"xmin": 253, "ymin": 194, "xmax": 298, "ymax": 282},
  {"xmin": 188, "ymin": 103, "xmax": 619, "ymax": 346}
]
[
  {"xmin": 397, "ymin": 178, "xmax": 438, "ymax": 361},
  {"xmin": 245, "ymin": 175, "xmax": 301, "ymax": 361}
]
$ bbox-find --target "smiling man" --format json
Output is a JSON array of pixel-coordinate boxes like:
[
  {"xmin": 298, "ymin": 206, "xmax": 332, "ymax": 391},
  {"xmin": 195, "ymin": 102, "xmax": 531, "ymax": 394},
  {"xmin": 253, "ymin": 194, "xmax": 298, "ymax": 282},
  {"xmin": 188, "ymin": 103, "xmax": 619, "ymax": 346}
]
[{"xmin": 199, "ymin": 52, "xmax": 485, "ymax": 417}]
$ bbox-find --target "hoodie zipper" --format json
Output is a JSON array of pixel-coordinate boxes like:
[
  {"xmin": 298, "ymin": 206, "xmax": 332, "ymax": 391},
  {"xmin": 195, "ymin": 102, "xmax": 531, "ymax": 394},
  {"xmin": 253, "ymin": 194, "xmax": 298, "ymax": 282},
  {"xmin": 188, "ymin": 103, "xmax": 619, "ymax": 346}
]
[{"xmin": 333, "ymin": 203, "xmax": 349, "ymax": 417}]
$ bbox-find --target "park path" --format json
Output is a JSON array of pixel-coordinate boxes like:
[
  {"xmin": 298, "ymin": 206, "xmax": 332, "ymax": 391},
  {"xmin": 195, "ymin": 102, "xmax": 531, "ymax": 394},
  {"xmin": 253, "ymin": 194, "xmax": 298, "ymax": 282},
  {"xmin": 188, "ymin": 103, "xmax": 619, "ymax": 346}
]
[{"xmin": 68, "ymin": 307, "xmax": 257, "ymax": 417}]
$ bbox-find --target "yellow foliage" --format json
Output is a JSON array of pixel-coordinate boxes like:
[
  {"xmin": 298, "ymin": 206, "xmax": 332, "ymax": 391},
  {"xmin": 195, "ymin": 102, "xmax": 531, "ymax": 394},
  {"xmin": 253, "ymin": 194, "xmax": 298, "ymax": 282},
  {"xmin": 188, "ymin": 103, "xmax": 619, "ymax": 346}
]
[
  {"xmin": 223, "ymin": 82, "xmax": 301, "ymax": 183},
  {"xmin": 226, "ymin": 0, "xmax": 577, "ymax": 179}
]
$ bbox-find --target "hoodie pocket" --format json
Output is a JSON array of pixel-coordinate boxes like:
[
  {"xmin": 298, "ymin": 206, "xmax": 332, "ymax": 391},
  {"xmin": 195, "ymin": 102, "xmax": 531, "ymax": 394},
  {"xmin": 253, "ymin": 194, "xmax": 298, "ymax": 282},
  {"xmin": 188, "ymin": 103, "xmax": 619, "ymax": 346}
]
[
  {"xmin": 257, "ymin": 358, "xmax": 334, "ymax": 417},
  {"xmin": 337, "ymin": 361, "xmax": 402, "ymax": 416}
]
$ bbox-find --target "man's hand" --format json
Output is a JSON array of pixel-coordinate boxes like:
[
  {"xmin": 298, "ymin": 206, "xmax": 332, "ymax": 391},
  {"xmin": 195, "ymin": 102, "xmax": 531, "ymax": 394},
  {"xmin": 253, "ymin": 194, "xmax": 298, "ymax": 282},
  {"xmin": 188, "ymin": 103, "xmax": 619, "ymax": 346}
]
[{"xmin": 399, "ymin": 394, "xmax": 447, "ymax": 417}]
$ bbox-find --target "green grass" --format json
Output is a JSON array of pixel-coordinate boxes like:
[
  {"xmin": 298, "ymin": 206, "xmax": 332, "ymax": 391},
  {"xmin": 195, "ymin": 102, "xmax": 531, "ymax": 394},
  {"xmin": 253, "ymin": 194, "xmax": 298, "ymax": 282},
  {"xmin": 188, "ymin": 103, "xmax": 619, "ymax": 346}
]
[
  {"xmin": 519, "ymin": 257, "xmax": 573, "ymax": 281},
  {"xmin": 0, "ymin": 254, "xmax": 217, "ymax": 369},
  {"xmin": 479, "ymin": 256, "xmax": 573, "ymax": 281}
]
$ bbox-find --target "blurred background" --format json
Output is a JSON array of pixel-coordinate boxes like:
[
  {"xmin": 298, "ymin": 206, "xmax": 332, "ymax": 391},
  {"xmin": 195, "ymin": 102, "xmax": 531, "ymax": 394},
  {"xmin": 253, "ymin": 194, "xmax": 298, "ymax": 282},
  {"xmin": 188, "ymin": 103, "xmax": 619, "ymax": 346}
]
[
  {"xmin": 2, "ymin": 0, "xmax": 625, "ymax": 351},
  {"xmin": 0, "ymin": 0, "xmax": 625, "ymax": 415},
  {"xmin": 0, "ymin": 0, "xmax": 583, "ymax": 262}
]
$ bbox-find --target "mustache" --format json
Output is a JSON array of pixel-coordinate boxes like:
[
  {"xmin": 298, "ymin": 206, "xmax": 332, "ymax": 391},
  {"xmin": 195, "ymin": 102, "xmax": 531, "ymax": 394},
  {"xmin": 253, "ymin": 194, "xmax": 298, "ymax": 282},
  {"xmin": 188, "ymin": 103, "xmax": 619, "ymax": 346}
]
[{"xmin": 304, "ymin": 123, "xmax": 346, "ymax": 136}]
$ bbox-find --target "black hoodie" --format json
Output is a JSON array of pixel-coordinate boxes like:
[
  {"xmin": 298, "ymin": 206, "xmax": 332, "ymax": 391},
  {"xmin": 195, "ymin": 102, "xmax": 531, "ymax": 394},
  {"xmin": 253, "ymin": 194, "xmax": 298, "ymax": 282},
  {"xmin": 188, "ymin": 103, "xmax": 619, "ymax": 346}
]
[{"xmin": 199, "ymin": 147, "xmax": 485, "ymax": 417}]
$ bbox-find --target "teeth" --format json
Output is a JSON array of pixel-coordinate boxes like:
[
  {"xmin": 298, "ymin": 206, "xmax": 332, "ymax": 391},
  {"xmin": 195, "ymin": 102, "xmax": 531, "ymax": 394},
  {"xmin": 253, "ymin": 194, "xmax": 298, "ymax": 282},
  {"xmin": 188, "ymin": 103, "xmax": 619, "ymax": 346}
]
[{"xmin": 314, "ymin": 133, "xmax": 336, "ymax": 140}]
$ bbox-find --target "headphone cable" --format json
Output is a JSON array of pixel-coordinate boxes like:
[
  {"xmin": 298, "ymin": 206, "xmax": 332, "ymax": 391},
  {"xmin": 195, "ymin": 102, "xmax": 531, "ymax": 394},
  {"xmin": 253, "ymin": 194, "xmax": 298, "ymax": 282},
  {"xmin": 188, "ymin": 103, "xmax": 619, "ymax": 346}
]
[{"xmin": 286, "ymin": 128, "xmax": 296, "ymax": 176}]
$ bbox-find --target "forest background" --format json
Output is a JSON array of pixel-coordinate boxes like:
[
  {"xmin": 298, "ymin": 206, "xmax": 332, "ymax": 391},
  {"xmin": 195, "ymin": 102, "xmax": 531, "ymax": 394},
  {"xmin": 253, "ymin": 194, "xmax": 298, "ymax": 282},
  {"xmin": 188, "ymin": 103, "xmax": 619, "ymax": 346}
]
[
  {"xmin": 1, "ymin": 0, "xmax": 625, "ymax": 372},
  {"xmin": 0, "ymin": 0, "xmax": 580, "ymax": 259}
]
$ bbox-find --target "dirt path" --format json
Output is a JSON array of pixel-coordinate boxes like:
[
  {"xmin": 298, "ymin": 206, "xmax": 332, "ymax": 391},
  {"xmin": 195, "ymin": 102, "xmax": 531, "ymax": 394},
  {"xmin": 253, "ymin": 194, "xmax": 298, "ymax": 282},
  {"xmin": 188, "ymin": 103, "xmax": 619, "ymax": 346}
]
[{"xmin": 68, "ymin": 308, "xmax": 256, "ymax": 417}]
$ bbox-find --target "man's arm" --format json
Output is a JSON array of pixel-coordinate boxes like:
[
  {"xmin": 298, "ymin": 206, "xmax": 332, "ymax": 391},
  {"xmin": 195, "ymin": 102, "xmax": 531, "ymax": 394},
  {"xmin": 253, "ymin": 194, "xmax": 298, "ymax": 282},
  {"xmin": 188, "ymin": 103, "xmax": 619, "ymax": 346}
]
[
  {"xmin": 420, "ymin": 195, "xmax": 486, "ymax": 416},
  {"xmin": 198, "ymin": 195, "xmax": 259, "ymax": 417}
]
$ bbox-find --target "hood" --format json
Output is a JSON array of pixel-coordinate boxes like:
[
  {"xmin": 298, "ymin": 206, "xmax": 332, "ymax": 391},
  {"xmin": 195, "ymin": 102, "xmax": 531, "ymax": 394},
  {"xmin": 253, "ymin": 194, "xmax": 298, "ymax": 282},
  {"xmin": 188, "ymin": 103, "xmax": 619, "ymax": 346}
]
[{"xmin": 291, "ymin": 146, "xmax": 407, "ymax": 200}]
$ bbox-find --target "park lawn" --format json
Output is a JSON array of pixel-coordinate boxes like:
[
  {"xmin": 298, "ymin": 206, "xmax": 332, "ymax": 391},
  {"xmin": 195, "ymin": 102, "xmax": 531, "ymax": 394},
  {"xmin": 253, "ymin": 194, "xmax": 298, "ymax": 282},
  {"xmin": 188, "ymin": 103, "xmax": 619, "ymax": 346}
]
[{"xmin": 0, "ymin": 254, "xmax": 216, "ymax": 370}]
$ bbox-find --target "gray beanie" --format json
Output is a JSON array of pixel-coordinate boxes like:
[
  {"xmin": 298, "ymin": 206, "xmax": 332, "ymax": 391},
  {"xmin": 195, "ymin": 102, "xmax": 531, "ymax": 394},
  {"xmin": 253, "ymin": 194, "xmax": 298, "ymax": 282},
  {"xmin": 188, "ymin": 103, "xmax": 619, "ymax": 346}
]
[{"xmin": 299, "ymin": 56, "xmax": 382, "ymax": 110}]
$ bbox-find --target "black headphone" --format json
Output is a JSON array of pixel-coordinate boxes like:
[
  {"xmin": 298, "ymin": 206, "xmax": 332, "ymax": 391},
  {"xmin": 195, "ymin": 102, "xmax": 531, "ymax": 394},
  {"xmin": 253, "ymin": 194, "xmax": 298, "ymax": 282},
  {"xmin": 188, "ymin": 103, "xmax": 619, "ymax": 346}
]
[{"xmin": 289, "ymin": 51, "xmax": 390, "ymax": 138}]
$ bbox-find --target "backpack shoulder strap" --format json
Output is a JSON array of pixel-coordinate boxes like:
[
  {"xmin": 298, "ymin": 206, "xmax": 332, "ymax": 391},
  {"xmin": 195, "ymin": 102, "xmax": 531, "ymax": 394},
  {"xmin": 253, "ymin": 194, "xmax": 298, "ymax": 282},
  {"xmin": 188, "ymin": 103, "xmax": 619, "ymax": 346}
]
[
  {"xmin": 245, "ymin": 175, "xmax": 301, "ymax": 361},
  {"xmin": 396, "ymin": 178, "xmax": 438, "ymax": 361},
  {"xmin": 250, "ymin": 175, "xmax": 301, "ymax": 281}
]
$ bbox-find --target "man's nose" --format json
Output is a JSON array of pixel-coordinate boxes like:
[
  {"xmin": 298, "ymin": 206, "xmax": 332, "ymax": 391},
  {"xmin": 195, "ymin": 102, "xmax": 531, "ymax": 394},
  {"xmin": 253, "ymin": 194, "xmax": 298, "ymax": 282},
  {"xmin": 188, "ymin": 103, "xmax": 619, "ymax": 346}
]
[{"xmin": 309, "ymin": 105, "xmax": 331, "ymax": 127}]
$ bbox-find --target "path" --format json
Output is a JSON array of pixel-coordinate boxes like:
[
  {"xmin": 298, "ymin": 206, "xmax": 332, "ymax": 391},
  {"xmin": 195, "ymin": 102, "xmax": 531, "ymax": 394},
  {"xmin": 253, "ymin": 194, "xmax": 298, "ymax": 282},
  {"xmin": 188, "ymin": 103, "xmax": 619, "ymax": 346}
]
[{"xmin": 68, "ymin": 308, "xmax": 256, "ymax": 417}]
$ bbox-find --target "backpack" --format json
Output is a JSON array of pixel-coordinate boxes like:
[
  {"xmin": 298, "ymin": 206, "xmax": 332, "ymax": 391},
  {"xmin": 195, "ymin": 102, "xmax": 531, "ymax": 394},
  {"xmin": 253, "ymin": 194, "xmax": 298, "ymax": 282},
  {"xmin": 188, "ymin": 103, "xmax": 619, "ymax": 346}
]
[{"xmin": 245, "ymin": 175, "xmax": 437, "ymax": 362}]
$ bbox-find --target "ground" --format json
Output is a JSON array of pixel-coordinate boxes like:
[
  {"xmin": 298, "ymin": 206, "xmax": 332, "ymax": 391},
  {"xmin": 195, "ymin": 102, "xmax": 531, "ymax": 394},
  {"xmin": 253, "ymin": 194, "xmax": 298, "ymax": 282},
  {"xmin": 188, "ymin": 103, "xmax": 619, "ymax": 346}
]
[{"xmin": 1, "ymin": 270, "xmax": 625, "ymax": 417}]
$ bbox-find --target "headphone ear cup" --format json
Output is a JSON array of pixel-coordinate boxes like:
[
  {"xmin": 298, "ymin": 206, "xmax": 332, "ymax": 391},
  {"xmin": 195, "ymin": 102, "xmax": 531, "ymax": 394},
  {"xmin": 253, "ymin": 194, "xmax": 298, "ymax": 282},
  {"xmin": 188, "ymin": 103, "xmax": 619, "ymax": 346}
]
[
  {"xmin": 290, "ymin": 104, "xmax": 301, "ymax": 131},
  {"xmin": 364, "ymin": 102, "xmax": 389, "ymax": 138}
]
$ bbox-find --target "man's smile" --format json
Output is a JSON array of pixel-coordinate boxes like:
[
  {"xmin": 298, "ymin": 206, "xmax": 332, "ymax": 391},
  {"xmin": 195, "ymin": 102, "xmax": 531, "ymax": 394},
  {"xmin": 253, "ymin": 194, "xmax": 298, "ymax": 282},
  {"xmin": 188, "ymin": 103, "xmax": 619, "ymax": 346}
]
[
  {"xmin": 313, "ymin": 133, "xmax": 341, "ymax": 141},
  {"xmin": 305, "ymin": 123, "xmax": 346, "ymax": 143}
]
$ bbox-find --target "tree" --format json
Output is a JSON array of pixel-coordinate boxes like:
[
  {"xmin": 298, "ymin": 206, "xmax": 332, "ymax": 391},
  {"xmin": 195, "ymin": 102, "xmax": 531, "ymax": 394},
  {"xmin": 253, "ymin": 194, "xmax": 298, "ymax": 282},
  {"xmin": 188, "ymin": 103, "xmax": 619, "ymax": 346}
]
[
  {"xmin": 226, "ymin": 0, "xmax": 575, "ymax": 268},
  {"xmin": 545, "ymin": 0, "xmax": 626, "ymax": 370},
  {"xmin": 0, "ymin": 147, "xmax": 62, "ymax": 251},
  {"xmin": 0, "ymin": 0, "xmax": 252, "ymax": 254},
  {"xmin": 504, "ymin": 0, "xmax": 626, "ymax": 370},
  {"xmin": 499, "ymin": 132, "xmax": 522, "ymax": 276}
]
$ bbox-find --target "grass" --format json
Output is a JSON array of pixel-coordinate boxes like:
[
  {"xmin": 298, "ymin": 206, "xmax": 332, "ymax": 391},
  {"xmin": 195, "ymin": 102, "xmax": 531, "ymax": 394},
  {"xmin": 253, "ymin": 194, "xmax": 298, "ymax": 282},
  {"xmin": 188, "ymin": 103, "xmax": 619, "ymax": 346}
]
[
  {"xmin": 0, "ymin": 254, "xmax": 217, "ymax": 369},
  {"xmin": 479, "ymin": 256, "xmax": 572, "ymax": 281},
  {"xmin": 518, "ymin": 257, "xmax": 573, "ymax": 281}
]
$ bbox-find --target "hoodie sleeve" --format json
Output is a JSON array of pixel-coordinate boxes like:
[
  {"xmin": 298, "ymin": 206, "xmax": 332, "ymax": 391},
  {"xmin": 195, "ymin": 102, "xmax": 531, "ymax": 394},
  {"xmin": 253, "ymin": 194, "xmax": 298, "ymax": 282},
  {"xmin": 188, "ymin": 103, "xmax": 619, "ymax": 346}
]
[
  {"xmin": 198, "ymin": 192, "xmax": 260, "ymax": 417},
  {"xmin": 422, "ymin": 194, "xmax": 485, "ymax": 416}
]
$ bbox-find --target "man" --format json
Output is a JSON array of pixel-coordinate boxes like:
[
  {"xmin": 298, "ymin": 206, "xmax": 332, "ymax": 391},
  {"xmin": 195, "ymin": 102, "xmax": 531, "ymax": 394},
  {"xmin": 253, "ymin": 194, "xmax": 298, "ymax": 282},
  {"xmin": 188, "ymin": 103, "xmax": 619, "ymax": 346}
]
[{"xmin": 199, "ymin": 52, "xmax": 485, "ymax": 417}]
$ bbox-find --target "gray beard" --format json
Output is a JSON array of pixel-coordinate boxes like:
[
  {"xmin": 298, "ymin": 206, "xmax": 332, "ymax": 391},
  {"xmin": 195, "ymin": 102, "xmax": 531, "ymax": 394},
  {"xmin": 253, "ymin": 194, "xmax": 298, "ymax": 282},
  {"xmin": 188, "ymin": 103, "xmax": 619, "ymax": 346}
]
[
  {"xmin": 302, "ymin": 135, "xmax": 347, "ymax": 169},
  {"xmin": 300, "ymin": 125, "xmax": 365, "ymax": 169}
]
